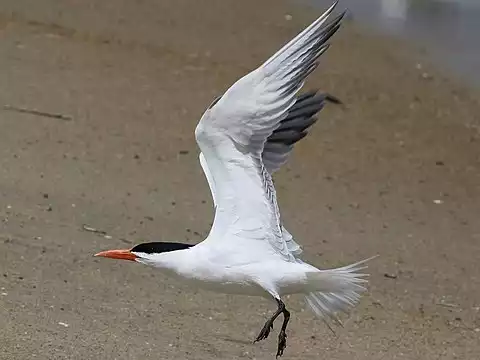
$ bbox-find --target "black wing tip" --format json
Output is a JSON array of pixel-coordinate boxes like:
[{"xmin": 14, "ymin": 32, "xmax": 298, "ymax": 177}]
[
  {"xmin": 325, "ymin": 93, "xmax": 343, "ymax": 105},
  {"xmin": 268, "ymin": 129, "xmax": 309, "ymax": 145},
  {"xmin": 329, "ymin": 1, "xmax": 348, "ymax": 18},
  {"xmin": 308, "ymin": 90, "xmax": 344, "ymax": 106},
  {"xmin": 331, "ymin": 0, "xmax": 340, "ymax": 10},
  {"xmin": 293, "ymin": 90, "xmax": 344, "ymax": 107},
  {"xmin": 329, "ymin": 9, "xmax": 347, "ymax": 26}
]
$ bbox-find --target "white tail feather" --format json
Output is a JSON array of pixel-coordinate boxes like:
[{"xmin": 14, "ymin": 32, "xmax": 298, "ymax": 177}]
[{"xmin": 304, "ymin": 256, "xmax": 377, "ymax": 329}]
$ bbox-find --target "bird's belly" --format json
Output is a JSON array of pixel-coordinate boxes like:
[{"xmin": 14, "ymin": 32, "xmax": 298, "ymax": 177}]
[
  {"xmin": 193, "ymin": 278, "xmax": 267, "ymax": 296},
  {"xmin": 169, "ymin": 265, "xmax": 268, "ymax": 297},
  {"xmin": 155, "ymin": 257, "xmax": 313, "ymax": 297}
]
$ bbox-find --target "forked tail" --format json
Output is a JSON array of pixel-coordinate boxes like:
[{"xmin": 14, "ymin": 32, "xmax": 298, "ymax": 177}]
[{"xmin": 304, "ymin": 256, "xmax": 376, "ymax": 330}]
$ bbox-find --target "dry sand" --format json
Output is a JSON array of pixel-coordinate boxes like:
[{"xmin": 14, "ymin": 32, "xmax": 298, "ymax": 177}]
[{"xmin": 1, "ymin": 0, "xmax": 479, "ymax": 359}]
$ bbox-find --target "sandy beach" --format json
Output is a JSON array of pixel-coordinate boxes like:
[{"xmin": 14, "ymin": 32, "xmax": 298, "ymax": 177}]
[{"xmin": 1, "ymin": 0, "xmax": 479, "ymax": 359}]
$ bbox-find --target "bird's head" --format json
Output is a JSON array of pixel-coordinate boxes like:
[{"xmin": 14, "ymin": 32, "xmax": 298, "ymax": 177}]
[{"xmin": 94, "ymin": 242, "xmax": 193, "ymax": 264}]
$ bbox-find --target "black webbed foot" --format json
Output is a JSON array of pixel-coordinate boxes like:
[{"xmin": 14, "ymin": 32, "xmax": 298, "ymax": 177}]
[
  {"xmin": 254, "ymin": 319, "xmax": 274, "ymax": 342},
  {"xmin": 276, "ymin": 329, "xmax": 287, "ymax": 357},
  {"xmin": 252, "ymin": 299, "xmax": 291, "ymax": 357}
]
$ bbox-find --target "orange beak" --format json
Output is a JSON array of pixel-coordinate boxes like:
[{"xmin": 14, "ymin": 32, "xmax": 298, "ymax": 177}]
[{"xmin": 94, "ymin": 249, "xmax": 137, "ymax": 261}]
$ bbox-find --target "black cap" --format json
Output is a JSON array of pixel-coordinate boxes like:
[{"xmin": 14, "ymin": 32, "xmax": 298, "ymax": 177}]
[{"xmin": 131, "ymin": 242, "xmax": 192, "ymax": 254}]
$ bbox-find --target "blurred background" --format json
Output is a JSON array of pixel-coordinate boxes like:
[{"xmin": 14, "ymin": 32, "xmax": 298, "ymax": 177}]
[
  {"xmin": 312, "ymin": 0, "xmax": 480, "ymax": 86},
  {"xmin": 1, "ymin": 0, "xmax": 479, "ymax": 359}
]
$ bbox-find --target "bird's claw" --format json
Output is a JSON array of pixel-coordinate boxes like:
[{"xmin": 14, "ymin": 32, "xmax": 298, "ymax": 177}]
[
  {"xmin": 276, "ymin": 330, "xmax": 287, "ymax": 358},
  {"xmin": 254, "ymin": 321, "xmax": 274, "ymax": 343}
]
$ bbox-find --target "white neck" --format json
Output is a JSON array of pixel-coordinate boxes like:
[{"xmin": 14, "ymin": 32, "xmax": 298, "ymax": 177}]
[{"xmin": 134, "ymin": 248, "xmax": 196, "ymax": 278}]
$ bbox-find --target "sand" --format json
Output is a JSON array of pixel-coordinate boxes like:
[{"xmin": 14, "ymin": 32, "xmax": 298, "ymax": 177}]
[{"xmin": 1, "ymin": 0, "xmax": 479, "ymax": 359}]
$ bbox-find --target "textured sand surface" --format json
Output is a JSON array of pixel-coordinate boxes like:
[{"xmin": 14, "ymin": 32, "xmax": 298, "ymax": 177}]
[{"xmin": 1, "ymin": 1, "xmax": 479, "ymax": 359}]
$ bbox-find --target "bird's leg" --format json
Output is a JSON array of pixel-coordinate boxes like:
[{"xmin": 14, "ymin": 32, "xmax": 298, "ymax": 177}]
[
  {"xmin": 254, "ymin": 298, "xmax": 285, "ymax": 343},
  {"xmin": 276, "ymin": 303, "xmax": 290, "ymax": 358}
]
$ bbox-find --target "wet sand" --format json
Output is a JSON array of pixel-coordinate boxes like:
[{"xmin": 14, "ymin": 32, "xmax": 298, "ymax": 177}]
[{"xmin": 1, "ymin": 0, "xmax": 479, "ymax": 359}]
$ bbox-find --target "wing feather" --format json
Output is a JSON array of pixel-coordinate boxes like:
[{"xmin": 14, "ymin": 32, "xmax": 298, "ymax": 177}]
[{"xmin": 195, "ymin": 3, "xmax": 344, "ymax": 260}]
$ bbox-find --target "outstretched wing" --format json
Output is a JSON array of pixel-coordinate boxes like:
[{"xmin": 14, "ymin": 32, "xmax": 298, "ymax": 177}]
[
  {"xmin": 199, "ymin": 91, "xmax": 339, "ymax": 256},
  {"xmin": 195, "ymin": 2, "xmax": 344, "ymax": 260},
  {"xmin": 200, "ymin": 151, "xmax": 303, "ymax": 256}
]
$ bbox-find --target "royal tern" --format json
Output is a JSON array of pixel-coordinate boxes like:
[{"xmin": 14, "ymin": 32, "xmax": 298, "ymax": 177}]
[{"xmin": 95, "ymin": 2, "xmax": 373, "ymax": 357}]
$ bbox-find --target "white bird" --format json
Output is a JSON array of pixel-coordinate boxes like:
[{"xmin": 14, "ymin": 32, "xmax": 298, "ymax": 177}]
[{"xmin": 95, "ymin": 2, "xmax": 374, "ymax": 357}]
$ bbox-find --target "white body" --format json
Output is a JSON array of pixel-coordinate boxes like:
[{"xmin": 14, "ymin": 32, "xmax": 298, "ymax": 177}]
[
  {"xmin": 137, "ymin": 245, "xmax": 320, "ymax": 297},
  {"xmin": 134, "ymin": 1, "xmax": 372, "ymax": 324}
]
